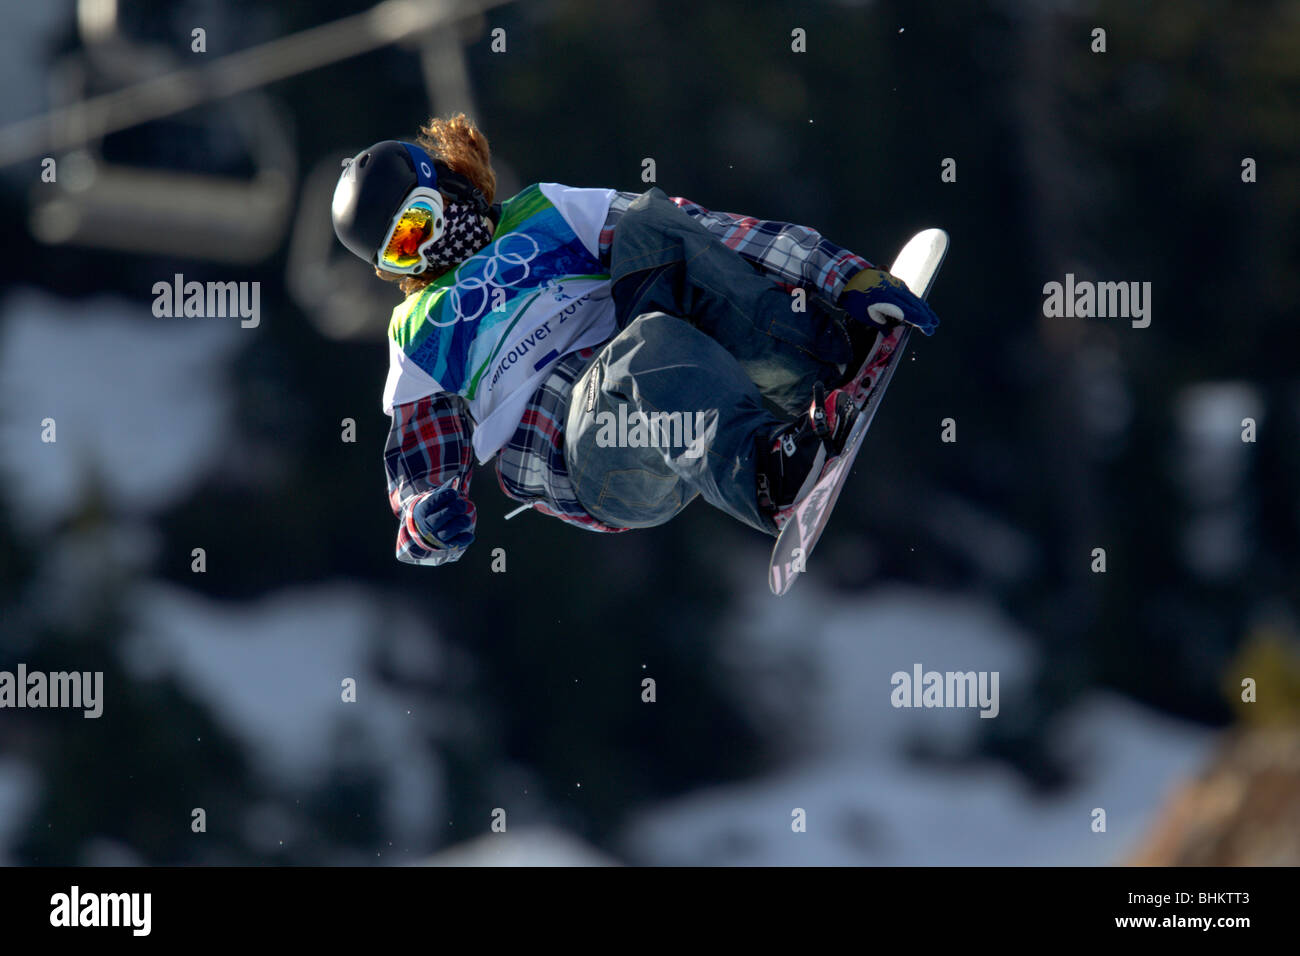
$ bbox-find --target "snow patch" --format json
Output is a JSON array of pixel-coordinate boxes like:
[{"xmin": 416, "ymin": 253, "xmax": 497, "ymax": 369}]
[
  {"xmin": 121, "ymin": 581, "xmax": 445, "ymax": 846},
  {"xmin": 623, "ymin": 586, "xmax": 1213, "ymax": 865},
  {"xmin": 0, "ymin": 287, "xmax": 243, "ymax": 533}
]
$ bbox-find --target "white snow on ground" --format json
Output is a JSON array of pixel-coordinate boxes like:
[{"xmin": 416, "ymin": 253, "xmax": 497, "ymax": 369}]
[
  {"xmin": 0, "ymin": 287, "xmax": 244, "ymax": 533},
  {"xmin": 720, "ymin": 583, "xmax": 1039, "ymax": 757},
  {"xmin": 121, "ymin": 581, "xmax": 447, "ymax": 852},
  {"xmin": 620, "ymin": 584, "xmax": 1214, "ymax": 865}
]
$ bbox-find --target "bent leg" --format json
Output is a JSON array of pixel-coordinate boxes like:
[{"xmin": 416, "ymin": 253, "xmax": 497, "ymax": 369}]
[
  {"xmin": 608, "ymin": 188, "xmax": 850, "ymax": 417},
  {"xmin": 565, "ymin": 311, "xmax": 781, "ymax": 535}
]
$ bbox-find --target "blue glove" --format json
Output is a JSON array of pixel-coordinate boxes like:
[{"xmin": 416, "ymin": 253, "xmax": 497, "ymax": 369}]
[
  {"xmin": 413, "ymin": 481, "xmax": 476, "ymax": 550},
  {"xmin": 839, "ymin": 268, "xmax": 940, "ymax": 336}
]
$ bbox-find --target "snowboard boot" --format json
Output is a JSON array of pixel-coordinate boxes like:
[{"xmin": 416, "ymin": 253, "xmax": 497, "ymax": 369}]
[{"xmin": 756, "ymin": 382, "xmax": 859, "ymax": 530}]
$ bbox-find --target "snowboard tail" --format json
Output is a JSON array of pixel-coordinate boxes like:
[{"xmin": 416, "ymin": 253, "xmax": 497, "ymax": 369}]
[{"xmin": 768, "ymin": 228, "xmax": 949, "ymax": 596}]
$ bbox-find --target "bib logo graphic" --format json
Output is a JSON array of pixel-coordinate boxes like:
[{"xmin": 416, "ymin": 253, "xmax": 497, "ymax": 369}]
[
  {"xmin": 420, "ymin": 161, "xmax": 433, "ymax": 179},
  {"xmin": 543, "ymin": 278, "xmax": 571, "ymax": 302},
  {"xmin": 436, "ymin": 233, "xmax": 543, "ymax": 327}
]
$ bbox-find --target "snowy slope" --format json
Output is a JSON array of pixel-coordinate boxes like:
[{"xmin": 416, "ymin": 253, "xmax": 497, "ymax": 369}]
[{"xmin": 620, "ymin": 583, "xmax": 1213, "ymax": 865}]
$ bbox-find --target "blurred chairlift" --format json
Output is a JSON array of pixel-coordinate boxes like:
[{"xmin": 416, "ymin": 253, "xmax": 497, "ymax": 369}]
[
  {"xmin": 3, "ymin": 0, "xmax": 515, "ymax": 332},
  {"xmin": 28, "ymin": 0, "xmax": 296, "ymax": 264}
]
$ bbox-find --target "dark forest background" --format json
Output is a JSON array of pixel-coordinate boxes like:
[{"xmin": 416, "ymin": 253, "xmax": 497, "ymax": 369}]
[{"xmin": 0, "ymin": 0, "xmax": 1297, "ymax": 864}]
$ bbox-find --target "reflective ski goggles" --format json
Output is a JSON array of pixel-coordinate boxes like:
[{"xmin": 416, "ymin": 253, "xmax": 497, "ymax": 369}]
[{"xmin": 377, "ymin": 187, "xmax": 447, "ymax": 274}]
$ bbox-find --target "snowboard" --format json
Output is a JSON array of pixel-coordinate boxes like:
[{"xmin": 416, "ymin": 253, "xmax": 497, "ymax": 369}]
[{"xmin": 768, "ymin": 228, "xmax": 949, "ymax": 595}]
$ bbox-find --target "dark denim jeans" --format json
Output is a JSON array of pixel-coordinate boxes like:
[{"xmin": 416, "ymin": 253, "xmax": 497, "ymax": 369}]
[{"xmin": 564, "ymin": 188, "xmax": 850, "ymax": 535}]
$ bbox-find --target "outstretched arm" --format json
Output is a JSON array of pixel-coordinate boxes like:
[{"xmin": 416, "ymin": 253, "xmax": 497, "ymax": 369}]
[{"xmin": 385, "ymin": 393, "xmax": 478, "ymax": 566}]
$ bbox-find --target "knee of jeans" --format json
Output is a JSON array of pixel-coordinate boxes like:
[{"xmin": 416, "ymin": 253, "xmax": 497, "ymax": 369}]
[
  {"xmin": 621, "ymin": 309, "xmax": 677, "ymax": 339},
  {"xmin": 616, "ymin": 191, "xmax": 688, "ymax": 245},
  {"xmin": 628, "ymin": 186, "xmax": 669, "ymax": 209},
  {"xmin": 593, "ymin": 467, "xmax": 688, "ymax": 527}
]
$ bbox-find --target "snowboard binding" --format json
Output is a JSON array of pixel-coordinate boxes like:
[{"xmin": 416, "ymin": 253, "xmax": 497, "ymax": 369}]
[
  {"xmin": 768, "ymin": 228, "xmax": 949, "ymax": 595},
  {"xmin": 756, "ymin": 382, "xmax": 859, "ymax": 530}
]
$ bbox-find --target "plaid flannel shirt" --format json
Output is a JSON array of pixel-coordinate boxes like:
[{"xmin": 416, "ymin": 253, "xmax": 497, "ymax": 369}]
[{"xmin": 385, "ymin": 190, "xmax": 874, "ymax": 565}]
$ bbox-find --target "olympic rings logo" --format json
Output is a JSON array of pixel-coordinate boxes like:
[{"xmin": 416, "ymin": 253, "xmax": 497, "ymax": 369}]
[{"xmin": 429, "ymin": 232, "xmax": 542, "ymax": 328}]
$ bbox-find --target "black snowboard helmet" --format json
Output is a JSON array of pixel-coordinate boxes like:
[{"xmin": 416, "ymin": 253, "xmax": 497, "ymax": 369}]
[{"xmin": 331, "ymin": 139, "xmax": 489, "ymax": 273}]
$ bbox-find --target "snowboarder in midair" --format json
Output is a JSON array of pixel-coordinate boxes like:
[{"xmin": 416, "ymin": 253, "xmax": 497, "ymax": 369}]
[{"xmin": 329, "ymin": 114, "xmax": 940, "ymax": 565}]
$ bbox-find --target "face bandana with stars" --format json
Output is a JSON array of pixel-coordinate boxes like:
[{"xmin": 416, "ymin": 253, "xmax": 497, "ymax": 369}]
[{"xmin": 421, "ymin": 199, "xmax": 495, "ymax": 269}]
